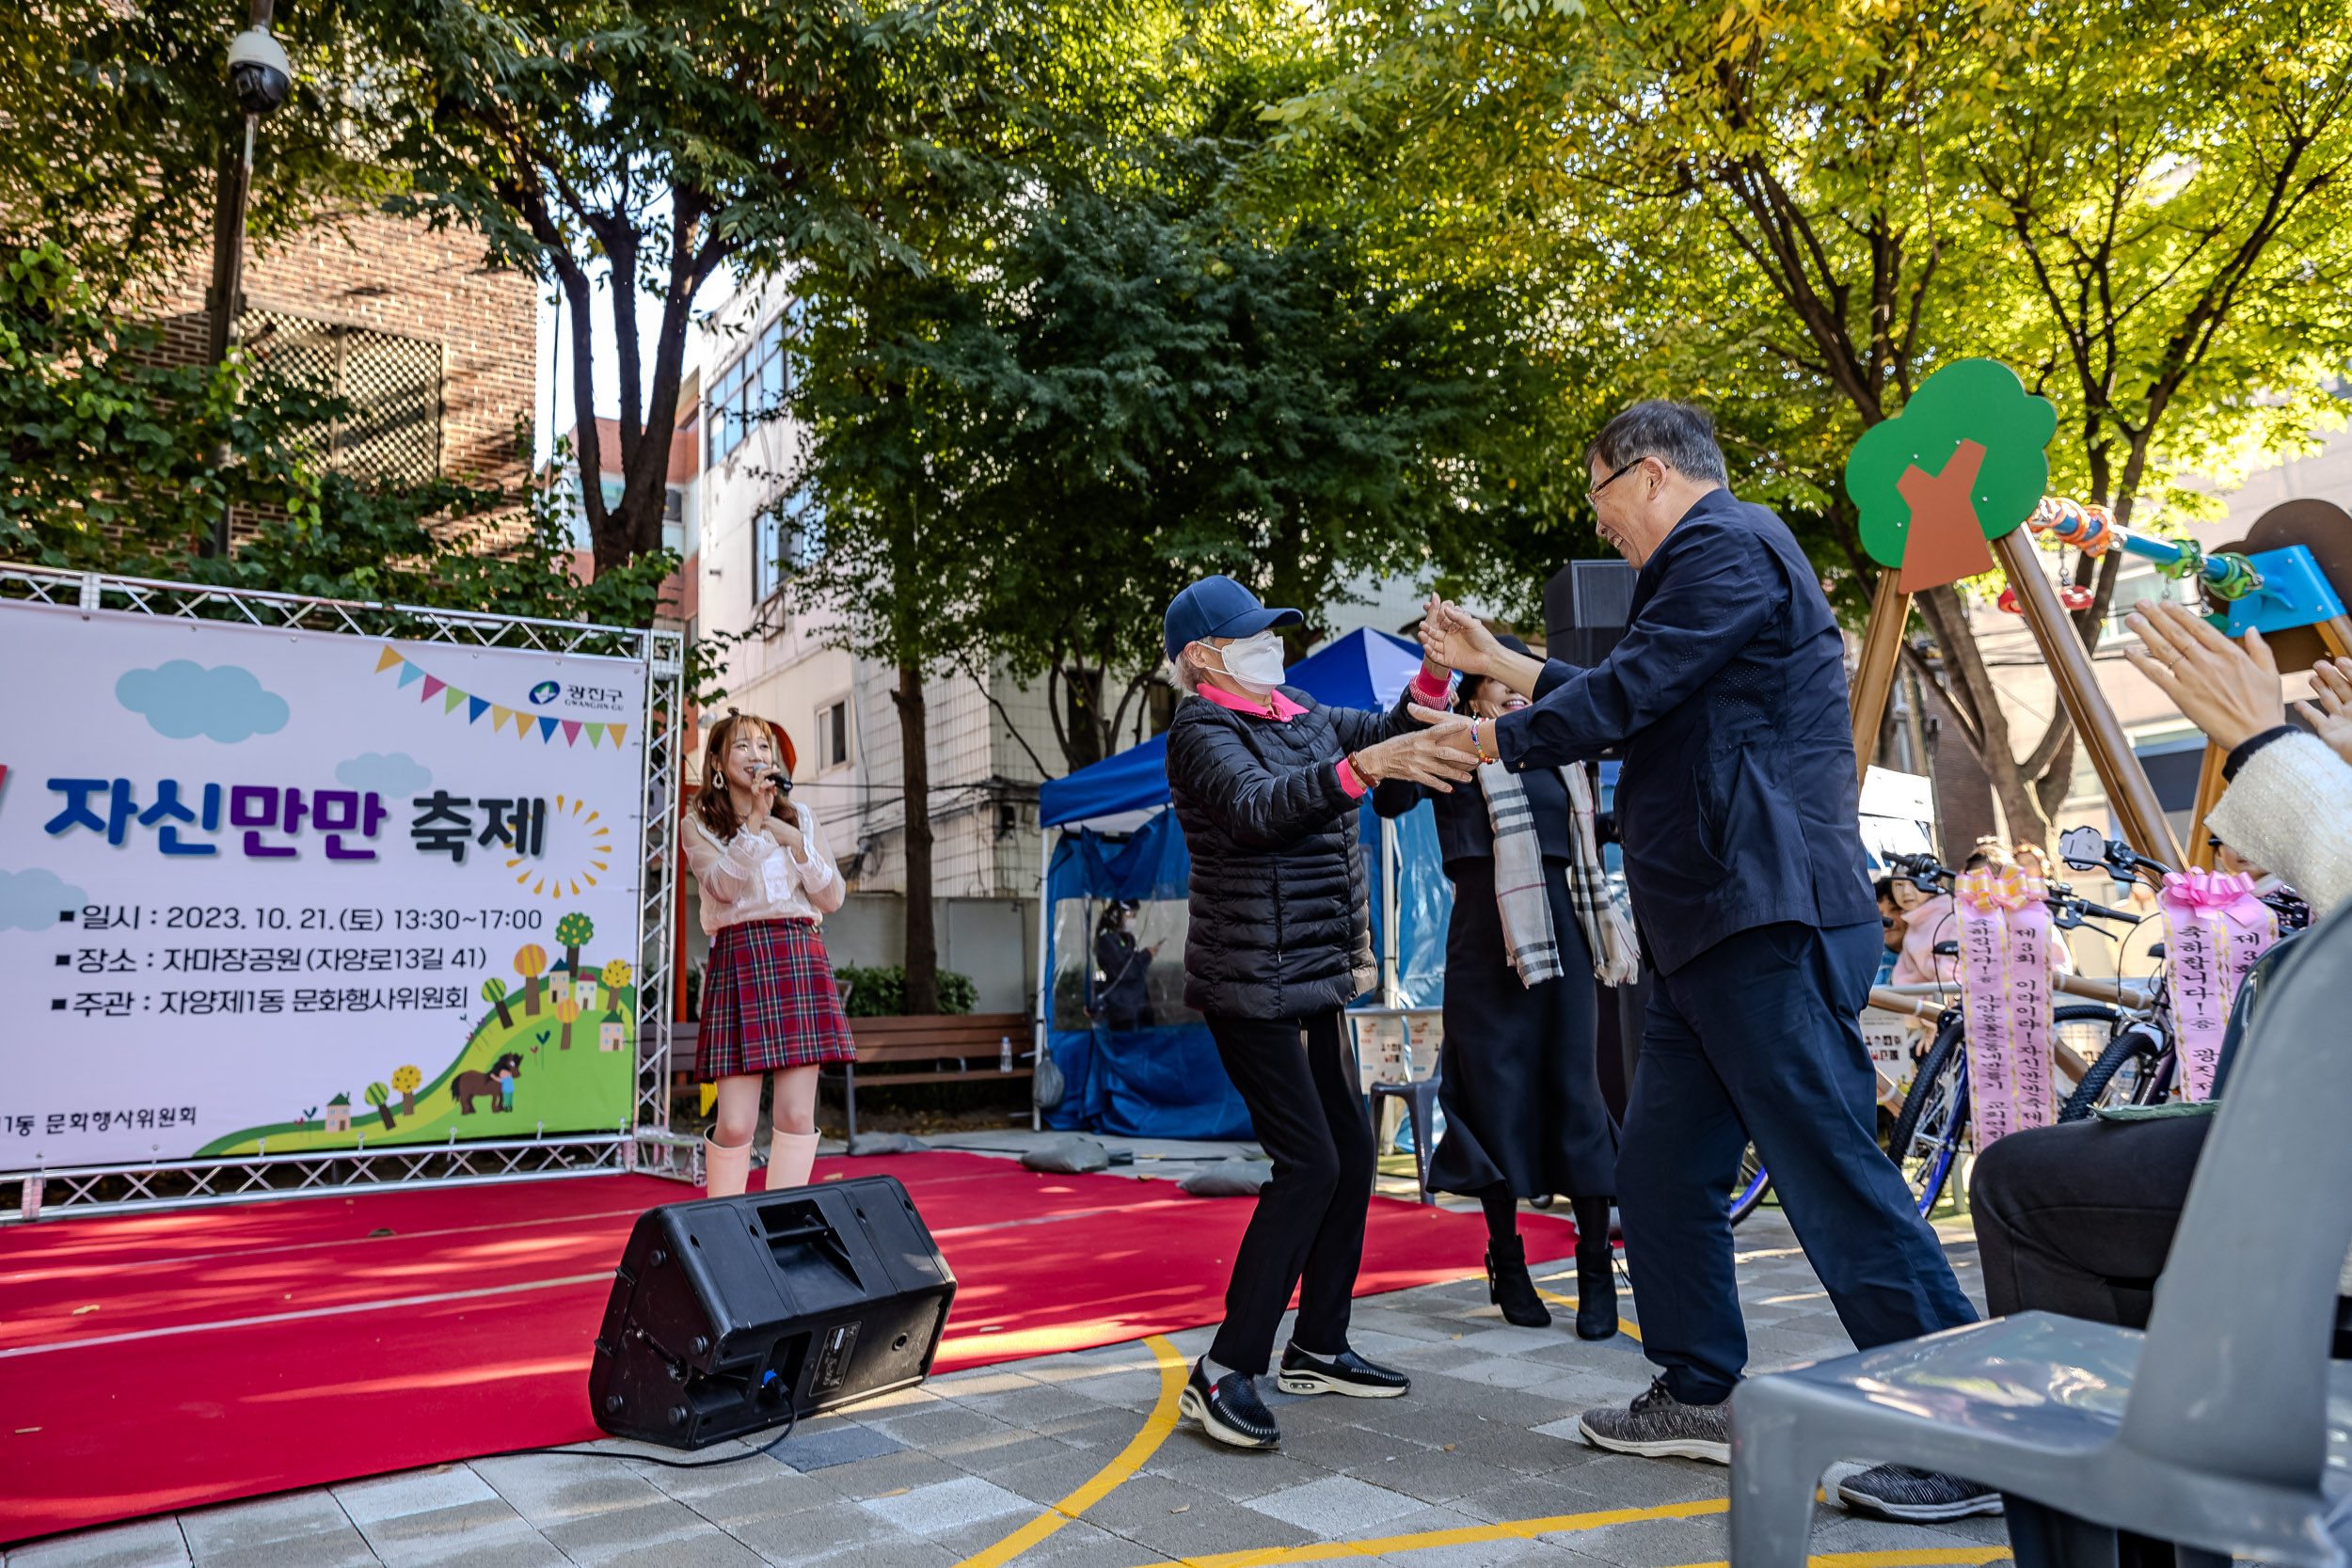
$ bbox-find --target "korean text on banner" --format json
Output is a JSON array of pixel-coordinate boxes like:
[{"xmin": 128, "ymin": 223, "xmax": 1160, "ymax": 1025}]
[
  {"xmin": 0, "ymin": 602, "xmax": 647, "ymax": 1167},
  {"xmin": 1954, "ymin": 864, "xmax": 2054, "ymax": 1148},
  {"xmin": 2157, "ymin": 868, "xmax": 2276, "ymax": 1101}
]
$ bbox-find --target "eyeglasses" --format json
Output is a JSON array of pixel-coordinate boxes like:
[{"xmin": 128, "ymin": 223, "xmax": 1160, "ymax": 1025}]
[{"xmin": 1586, "ymin": 457, "xmax": 1643, "ymax": 503}]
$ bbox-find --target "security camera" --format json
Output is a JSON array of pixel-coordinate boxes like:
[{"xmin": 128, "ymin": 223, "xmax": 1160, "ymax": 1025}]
[{"xmin": 227, "ymin": 26, "xmax": 292, "ymax": 117}]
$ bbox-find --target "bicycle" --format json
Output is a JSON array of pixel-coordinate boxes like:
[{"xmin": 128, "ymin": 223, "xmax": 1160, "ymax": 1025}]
[{"xmin": 1728, "ymin": 847, "xmax": 2154, "ymax": 1224}]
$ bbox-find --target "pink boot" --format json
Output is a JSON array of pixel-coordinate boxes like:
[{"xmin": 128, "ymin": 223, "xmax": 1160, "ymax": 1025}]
[
  {"xmin": 704, "ymin": 1136, "xmax": 753, "ymax": 1198},
  {"xmin": 768, "ymin": 1130, "xmax": 819, "ymax": 1191}
]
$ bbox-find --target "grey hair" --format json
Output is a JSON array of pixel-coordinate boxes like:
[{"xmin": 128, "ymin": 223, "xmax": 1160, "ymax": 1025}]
[
  {"xmin": 1588, "ymin": 400, "xmax": 1730, "ymax": 486},
  {"xmin": 1171, "ymin": 647, "xmax": 1207, "ymax": 694}
]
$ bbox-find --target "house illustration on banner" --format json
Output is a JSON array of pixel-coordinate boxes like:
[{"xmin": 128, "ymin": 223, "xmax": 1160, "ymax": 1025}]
[
  {"xmin": 599, "ymin": 1011, "xmax": 626, "ymax": 1053},
  {"xmin": 324, "ymin": 1095, "xmax": 352, "ymax": 1132}
]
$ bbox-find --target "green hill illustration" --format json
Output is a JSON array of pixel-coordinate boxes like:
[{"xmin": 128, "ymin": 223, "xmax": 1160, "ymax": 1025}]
[{"xmin": 198, "ymin": 942, "xmax": 638, "ymax": 1157}]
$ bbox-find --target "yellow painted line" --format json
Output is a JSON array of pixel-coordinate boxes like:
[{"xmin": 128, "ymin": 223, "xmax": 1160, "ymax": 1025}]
[
  {"xmin": 1122, "ymin": 1497, "xmax": 1730, "ymax": 1568},
  {"xmin": 1534, "ymin": 1283, "xmax": 1642, "ymax": 1342},
  {"xmin": 951, "ymin": 1333, "xmax": 1187, "ymax": 1568},
  {"xmin": 1125, "ymin": 1505, "xmax": 2011, "ymax": 1568}
]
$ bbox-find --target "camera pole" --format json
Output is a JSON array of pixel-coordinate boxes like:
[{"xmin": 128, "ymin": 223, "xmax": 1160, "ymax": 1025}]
[{"xmin": 202, "ymin": 0, "xmax": 282, "ymax": 561}]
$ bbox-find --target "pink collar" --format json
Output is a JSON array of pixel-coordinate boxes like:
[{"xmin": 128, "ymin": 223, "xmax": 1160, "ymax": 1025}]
[{"xmin": 1195, "ymin": 682, "xmax": 1306, "ymax": 721}]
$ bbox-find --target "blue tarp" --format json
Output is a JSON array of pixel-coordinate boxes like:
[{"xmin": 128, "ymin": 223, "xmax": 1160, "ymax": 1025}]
[{"xmin": 1038, "ymin": 626, "xmax": 1454, "ymax": 1138}]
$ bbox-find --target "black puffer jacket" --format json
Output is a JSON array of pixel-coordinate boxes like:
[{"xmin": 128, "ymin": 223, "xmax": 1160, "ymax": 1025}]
[{"xmin": 1165, "ymin": 687, "xmax": 1422, "ymax": 1020}]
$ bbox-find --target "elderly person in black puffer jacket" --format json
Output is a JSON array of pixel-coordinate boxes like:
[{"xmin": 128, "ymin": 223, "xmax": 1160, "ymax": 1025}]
[{"xmin": 1162, "ymin": 575, "xmax": 1481, "ymax": 1450}]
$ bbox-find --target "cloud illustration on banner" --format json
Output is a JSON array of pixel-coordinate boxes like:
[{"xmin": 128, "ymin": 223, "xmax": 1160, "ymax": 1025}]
[
  {"xmin": 336, "ymin": 752, "xmax": 433, "ymax": 796},
  {"xmin": 0, "ymin": 868, "xmax": 86, "ymax": 931},
  {"xmin": 117, "ymin": 660, "xmax": 290, "ymax": 742}
]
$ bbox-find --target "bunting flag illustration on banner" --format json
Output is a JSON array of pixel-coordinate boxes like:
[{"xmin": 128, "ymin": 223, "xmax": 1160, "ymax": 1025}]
[{"xmin": 373, "ymin": 645, "xmax": 628, "ymax": 749}]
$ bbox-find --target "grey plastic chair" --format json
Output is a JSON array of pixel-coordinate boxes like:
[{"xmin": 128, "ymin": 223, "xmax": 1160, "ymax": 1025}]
[
  {"xmin": 1370, "ymin": 1070, "xmax": 1443, "ymax": 1207},
  {"xmin": 1730, "ymin": 911, "xmax": 2352, "ymax": 1568}
]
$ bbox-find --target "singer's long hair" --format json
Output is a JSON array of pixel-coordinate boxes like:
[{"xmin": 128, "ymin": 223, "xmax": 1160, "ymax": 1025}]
[{"xmin": 695, "ymin": 709, "xmax": 793, "ymax": 841}]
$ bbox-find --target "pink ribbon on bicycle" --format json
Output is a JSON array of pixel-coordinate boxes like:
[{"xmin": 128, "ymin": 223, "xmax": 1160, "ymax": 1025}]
[
  {"xmin": 1954, "ymin": 865, "xmax": 2054, "ymax": 1148},
  {"xmin": 2157, "ymin": 868, "xmax": 2276, "ymax": 1101}
]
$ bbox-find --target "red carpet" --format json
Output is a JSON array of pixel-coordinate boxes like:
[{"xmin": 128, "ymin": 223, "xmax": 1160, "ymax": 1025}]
[{"xmin": 0, "ymin": 1152, "xmax": 1576, "ymax": 1544}]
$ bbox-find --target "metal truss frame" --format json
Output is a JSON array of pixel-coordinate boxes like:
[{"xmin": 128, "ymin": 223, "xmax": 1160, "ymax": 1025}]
[{"xmin": 0, "ymin": 566, "xmax": 689, "ymax": 1221}]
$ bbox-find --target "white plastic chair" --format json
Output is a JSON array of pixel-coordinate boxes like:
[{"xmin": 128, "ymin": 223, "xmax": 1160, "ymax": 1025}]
[{"xmin": 1729, "ymin": 911, "xmax": 2352, "ymax": 1568}]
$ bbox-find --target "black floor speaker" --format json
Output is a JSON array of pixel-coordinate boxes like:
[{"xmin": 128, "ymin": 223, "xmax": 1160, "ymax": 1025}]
[{"xmin": 589, "ymin": 1175, "xmax": 956, "ymax": 1448}]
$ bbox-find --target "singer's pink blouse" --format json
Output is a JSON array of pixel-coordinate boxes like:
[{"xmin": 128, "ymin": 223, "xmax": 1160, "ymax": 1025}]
[{"xmin": 684, "ymin": 803, "xmax": 847, "ymax": 934}]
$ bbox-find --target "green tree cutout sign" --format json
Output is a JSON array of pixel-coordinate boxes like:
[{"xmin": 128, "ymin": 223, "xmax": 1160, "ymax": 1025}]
[{"xmin": 1846, "ymin": 360, "xmax": 2058, "ymax": 593}]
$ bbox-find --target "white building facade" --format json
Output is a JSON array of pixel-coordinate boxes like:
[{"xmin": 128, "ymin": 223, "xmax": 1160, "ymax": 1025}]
[{"xmin": 684, "ymin": 276, "xmax": 1062, "ymax": 1014}]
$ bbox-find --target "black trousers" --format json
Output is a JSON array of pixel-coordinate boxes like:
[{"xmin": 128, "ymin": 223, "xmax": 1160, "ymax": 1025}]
[
  {"xmin": 1970, "ymin": 1113, "xmax": 2210, "ymax": 1327},
  {"xmin": 1620, "ymin": 921, "xmax": 1978, "ymax": 1403},
  {"xmin": 1205, "ymin": 1009, "xmax": 1375, "ymax": 1376}
]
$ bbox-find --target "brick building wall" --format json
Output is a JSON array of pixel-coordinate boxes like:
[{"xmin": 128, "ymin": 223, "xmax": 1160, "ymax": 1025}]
[{"xmin": 150, "ymin": 207, "xmax": 535, "ymax": 496}]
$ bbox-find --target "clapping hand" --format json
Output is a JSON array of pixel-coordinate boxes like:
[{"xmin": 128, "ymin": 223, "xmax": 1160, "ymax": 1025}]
[
  {"xmin": 2123, "ymin": 600, "xmax": 2283, "ymax": 751},
  {"xmin": 765, "ymin": 806, "xmax": 806, "ymax": 856},
  {"xmin": 1418, "ymin": 594, "xmax": 1502, "ymax": 676},
  {"xmin": 2300, "ymin": 657, "xmax": 2352, "ymax": 767}
]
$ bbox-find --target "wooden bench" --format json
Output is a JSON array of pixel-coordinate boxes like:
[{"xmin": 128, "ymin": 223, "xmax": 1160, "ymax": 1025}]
[
  {"xmin": 832, "ymin": 1014, "xmax": 1035, "ymax": 1139},
  {"xmin": 656, "ymin": 1013, "xmax": 1037, "ymax": 1136}
]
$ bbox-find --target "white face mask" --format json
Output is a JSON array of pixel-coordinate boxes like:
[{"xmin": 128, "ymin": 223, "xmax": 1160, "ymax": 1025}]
[{"xmin": 1205, "ymin": 630, "xmax": 1289, "ymax": 696}]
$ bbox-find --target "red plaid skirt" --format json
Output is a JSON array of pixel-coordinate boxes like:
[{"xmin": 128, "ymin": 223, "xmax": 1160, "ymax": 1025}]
[{"xmin": 696, "ymin": 918, "xmax": 858, "ymax": 1080}]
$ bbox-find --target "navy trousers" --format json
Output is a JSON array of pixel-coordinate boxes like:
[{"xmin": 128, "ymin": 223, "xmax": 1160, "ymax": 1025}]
[{"xmin": 1619, "ymin": 919, "xmax": 1978, "ymax": 1403}]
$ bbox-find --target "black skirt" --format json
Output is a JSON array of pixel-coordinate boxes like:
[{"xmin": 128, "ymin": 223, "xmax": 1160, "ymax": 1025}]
[{"xmin": 1426, "ymin": 856, "xmax": 1618, "ymax": 1201}]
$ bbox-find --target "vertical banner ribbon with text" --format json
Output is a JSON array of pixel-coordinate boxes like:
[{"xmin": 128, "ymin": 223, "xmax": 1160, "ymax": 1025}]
[
  {"xmin": 2157, "ymin": 869, "xmax": 2277, "ymax": 1101},
  {"xmin": 1955, "ymin": 865, "xmax": 2054, "ymax": 1148}
]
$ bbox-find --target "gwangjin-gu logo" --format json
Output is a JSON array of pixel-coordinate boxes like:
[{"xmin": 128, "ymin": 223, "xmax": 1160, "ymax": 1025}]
[{"xmin": 527, "ymin": 680, "xmax": 561, "ymax": 706}]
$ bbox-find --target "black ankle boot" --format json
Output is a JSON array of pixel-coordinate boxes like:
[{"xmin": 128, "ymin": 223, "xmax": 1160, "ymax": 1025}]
[
  {"xmin": 1486, "ymin": 1233, "xmax": 1550, "ymax": 1327},
  {"xmin": 1573, "ymin": 1197, "xmax": 1617, "ymax": 1340}
]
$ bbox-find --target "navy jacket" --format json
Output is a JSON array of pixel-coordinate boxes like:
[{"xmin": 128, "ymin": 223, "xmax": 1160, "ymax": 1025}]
[{"xmin": 1492, "ymin": 490, "xmax": 1874, "ymax": 974}]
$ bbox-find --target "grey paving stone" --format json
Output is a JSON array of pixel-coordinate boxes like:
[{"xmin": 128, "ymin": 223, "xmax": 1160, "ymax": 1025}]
[
  {"xmin": 335, "ymin": 1469, "xmax": 499, "ymax": 1527},
  {"xmin": 536, "ymin": 1497, "xmax": 721, "ymax": 1564},
  {"xmin": 969, "ymin": 1441, "xmax": 1121, "ymax": 1506},
  {"xmin": 643, "ymin": 1462, "xmax": 843, "ymax": 1522},
  {"xmin": 181, "ymin": 1530, "xmax": 381, "ymax": 1568},
  {"xmin": 717, "ymin": 1497, "xmax": 898, "ymax": 1563},
  {"xmin": 1078, "ymin": 1471, "xmax": 1316, "ymax": 1560},
  {"xmin": 574, "ymin": 1532, "xmax": 771, "ymax": 1568},
  {"xmin": 469, "ymin": 1453, "xmax": 670, "ymax": 1524},
  {"xmin": 798, "ymin": 1447, "xmax": 962, "ymax": 1500},
  {"xmin": 1243, "ymin": 1474, "xmax": 1424, "ymax": 1535},
  {"xmin": 178, "ymin": 1491, "xmax": 355, "ymax": 1559},
  {"xmin": 1140, "ymin": 1442, "xmax": 1329, "ymax": 1504},
  {"xmin": 348, "ymin": 1501, "xmax": 537, "ymax": 1568},
  {"xmin": 365, "ymin": 1540, "xmax": 564, "ymax": 1568},
  {"xmin": 1538, "ymin": 1511, "xmax": 1728, "ymax": 1568},
  {"xmin": 857, "ymin": 1476, "xmax": 1031, "ymax": 1536},
  {"xmin": 6, "ymin": 1520, "xmax": 190, "ymax": 1568},
  {"xmin": 977, "ymin": 1518, "xmax": 1152, "ymax": 1568},
  {"xmin": 793, "ymin": 1538, "xmax": 957, "ymax": 1568},
  {"xmin": 855, "ymin": 1403, "xmax": 1012, "ymax": 1450},
  {"xmin": 776, "ymin": 1424, "xmax": 905, "ymax": 1472}
]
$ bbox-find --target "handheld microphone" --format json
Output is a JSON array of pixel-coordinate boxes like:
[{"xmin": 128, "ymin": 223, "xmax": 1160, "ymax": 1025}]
[{"xmin": 764, "ymin": 769, "xmax": 793, "ymax": 794}]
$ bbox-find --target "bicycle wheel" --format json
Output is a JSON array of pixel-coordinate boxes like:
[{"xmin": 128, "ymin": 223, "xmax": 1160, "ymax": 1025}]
[
  {"xmin": 2058, "ymin": 1017, "xmax": 2165, "ymax": 1121},
  {"xmin": 1727, "ymin": 1144, "xmax": 1770, "ymax": 1225},
  {"xmin": 1887, "ymin": 1015, "xmax": 1968, "ymax": 1214}
]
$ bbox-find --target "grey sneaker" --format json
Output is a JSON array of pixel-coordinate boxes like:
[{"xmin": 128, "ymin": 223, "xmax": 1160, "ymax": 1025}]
[
  {"xmin": 1837, "ymin": 1464, "xmax": 2003, "ymax": 1521},
  {"xmin": 1577, "ymin": 1376, "xmax": 1730, "ymax": 1464}
]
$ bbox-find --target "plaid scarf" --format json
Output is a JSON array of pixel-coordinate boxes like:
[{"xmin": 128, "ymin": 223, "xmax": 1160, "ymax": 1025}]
[{"xmin": 1478, "ymin": 760, "xmax": 1642, "ymax": 988}]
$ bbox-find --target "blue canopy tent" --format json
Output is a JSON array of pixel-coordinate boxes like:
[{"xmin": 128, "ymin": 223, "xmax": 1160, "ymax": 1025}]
[{"xmin": 1033, "ymin": 628, "xmax": 1454, "ymax": 1139}]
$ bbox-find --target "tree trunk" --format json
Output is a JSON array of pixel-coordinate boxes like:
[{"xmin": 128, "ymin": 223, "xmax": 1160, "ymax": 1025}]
[
  {"xmin": 894, "ymin": 659, "xmax": 940, "ymax": 1016},
  {"xmin": 1914, "ymin": 584, "xmax": 2053, "ymax": 852}
]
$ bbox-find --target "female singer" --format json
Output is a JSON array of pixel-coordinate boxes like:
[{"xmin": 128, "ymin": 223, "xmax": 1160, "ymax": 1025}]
[{"xmin": 684, "ymin": 709, "xmax": 856, "ymax": 1197}]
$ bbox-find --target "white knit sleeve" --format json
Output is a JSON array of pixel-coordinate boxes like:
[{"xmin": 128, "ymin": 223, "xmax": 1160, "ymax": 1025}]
[{"xmin": 2204, "ymin": 732, "xmax": 2352, "ymax": 920}]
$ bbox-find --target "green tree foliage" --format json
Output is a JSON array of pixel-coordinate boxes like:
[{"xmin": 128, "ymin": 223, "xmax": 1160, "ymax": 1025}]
[
  {"xmin": 833, "ymin": 963, "xmax": 977, "ymax": 1018},
  {"xmin": 1259, "ymin": 0, "xmax": 2352, "ymax": 847},
  {"xmin": 0, "ymin": 0, "xmax": 398, "ymax": 295},
  {"xmin": 0, "ymin": 242, "xmax": 676, "ymax": 623},
  {"xmin": 374, "ymin": 0, "xmax": 1022, "ymax": 576}
]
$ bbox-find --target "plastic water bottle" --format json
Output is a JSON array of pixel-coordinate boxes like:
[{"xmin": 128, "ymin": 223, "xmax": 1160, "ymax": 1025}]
[{"xmin": 999, "ymin": 1035, "xmax": 1013, "ymax": 1072}]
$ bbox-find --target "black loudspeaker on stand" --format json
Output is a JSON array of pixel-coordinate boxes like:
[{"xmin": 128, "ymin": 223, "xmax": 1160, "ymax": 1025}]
[{"xmin": 589, "ymin": 1175, "xmax": 956, "ymax": 1448}]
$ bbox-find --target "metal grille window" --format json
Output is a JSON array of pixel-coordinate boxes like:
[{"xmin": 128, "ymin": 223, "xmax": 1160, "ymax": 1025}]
[
  {"xmin": 752, "ymin": 488, "xmax": 823, "ymax": 606},
  {"xmin": 240, "ymin": 311, "xmax": 445, "ymax": 485}
]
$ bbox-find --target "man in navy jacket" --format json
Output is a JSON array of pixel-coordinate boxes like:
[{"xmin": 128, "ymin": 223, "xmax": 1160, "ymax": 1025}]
[{"xmin": 1419, "ymin": 402, "xmax": 1986, "ymax": 1520}]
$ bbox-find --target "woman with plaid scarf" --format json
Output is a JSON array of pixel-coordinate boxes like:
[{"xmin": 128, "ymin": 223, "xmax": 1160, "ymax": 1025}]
[
  {"xmin": 684, "ymin": 709, "xmax": 858, "ymax": 1197},
  {"xmin": 1373, "ymin": 633, "xmax": 1629, "ymax": 1339}
]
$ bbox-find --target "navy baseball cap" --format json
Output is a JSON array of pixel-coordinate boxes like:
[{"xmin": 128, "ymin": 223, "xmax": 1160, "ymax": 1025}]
[{"xmin": 1163, "ymin": 576, "xmax": 1304, "ymax": 659}]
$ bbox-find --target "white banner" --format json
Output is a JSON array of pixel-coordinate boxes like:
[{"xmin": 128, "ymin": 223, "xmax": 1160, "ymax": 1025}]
[{"xmin": 0, "ymin": 602, "xmax": 647, "ymax": 1167}]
